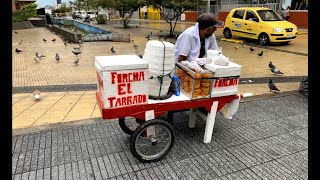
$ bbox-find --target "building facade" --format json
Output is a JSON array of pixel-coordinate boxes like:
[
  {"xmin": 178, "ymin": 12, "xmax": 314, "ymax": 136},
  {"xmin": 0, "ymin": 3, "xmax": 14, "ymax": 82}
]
[{"xmin": 12, "ymin": 0, "xmax": 37, "ymax": 12}]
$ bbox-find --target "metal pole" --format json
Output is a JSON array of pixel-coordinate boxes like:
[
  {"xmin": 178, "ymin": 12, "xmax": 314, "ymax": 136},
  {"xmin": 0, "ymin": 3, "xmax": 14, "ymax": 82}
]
[{"xmin": 207, "ymin": 0, "xmax": 210, "ymax": 12}]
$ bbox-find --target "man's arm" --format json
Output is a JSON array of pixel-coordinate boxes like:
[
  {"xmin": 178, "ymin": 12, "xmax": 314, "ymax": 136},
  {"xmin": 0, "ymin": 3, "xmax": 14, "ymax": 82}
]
[
  {"xmin": 177, "ymin": 55, "xmax": 187, "ymax": 63},
  {"xmin": 207, "ymin": 35, "xmax": 219, "ymax": 51}
]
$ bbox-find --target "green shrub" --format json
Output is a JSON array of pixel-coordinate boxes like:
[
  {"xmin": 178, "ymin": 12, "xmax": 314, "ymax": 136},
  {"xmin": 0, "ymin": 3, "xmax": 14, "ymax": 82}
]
[
  {"xmin": 96, "ymin": 14, "xmax": 106, "ymax": 24},
  {"xmin": 20, "ymin": 3, "xmax": 37, "ymax": 21},
  {"xmin": 13, "ymin": 14, "xmax": 24, "ymax": 22}
]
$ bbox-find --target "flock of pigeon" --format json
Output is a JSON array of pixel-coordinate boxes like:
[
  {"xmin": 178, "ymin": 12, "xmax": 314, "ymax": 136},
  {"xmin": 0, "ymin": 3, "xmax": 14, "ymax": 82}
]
[
  {"xmin": 14, "ymin": 30, "xmax": 85, "ymax": 100},
  {"xmin": 14, "ymin": 29, "xmax": 285, "ymax": 101},
  {"xmin": 15, "ymin": 30, "xmax": 81, "ymax": 66},
  {"xmin": 234, "ymin": 42, "xmax": 284, "ymax": 93}
]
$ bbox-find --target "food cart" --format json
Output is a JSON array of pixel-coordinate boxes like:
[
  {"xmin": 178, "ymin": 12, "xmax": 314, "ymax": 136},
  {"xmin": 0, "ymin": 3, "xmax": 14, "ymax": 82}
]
[{"xmin": 95, "ymin": 54, "xmax": 247, "ymax": 163}]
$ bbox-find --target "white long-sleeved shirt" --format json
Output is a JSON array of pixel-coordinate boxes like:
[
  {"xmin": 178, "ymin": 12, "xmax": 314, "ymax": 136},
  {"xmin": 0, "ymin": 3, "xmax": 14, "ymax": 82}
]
[{"xmin": 174, "ymin": 22, "xmax": 219, "ymax": 63}]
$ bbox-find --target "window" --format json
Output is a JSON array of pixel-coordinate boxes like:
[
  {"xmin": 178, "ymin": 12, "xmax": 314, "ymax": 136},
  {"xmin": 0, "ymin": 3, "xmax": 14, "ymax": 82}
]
[
  {"xmin": 257, "ymin": 10, "xmax": 282, "ymax": 21},
  {"xmin": 245, "ymin": 11, "xmax": 257, "ymax": 21},
  {"xmin": 232, "ymin": 10, "xmax": 245, "ymax": 19}
]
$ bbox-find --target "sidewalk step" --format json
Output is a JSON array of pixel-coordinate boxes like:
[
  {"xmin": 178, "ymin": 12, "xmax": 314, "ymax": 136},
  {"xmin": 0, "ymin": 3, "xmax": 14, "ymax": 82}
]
[{"xmin": 221, "ymin": 38, "xmax": 244, "ymax": 43}]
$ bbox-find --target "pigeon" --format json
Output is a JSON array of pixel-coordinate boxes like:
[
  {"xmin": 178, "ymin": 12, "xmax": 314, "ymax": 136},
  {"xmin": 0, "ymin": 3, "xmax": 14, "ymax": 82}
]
[
  {"xmin": 131, "ymin": 39, "xmax": 134, "ymax": 43},
  {"xmin": 133, "ymin": 44, "xmax": 138, "ymax": 49},
  {"xmin": 146, "ymin": 34, "xmax": 150, "ymax": 39},
  {"xmin": 138, "ymin": 54, "xmax": 143, "ymax": 58},
  {"xmin": 268, "ymin": 79, "xmax": 280, "ymax": 92},
  {"xmin": 64, "ymin": 42, "xmax": 68, "ymax": 46},
  {"xmin": 234, "ymin": 46, "xmax": 238, "ymax": 50},
  {"xmin": 257, "ymin": 51, "xmax": 263, "ymax": 57},
  {"xmin": 33, "ymin": 88, "xmax": 41, "ymax": 100},
  {"xmin": 74, "ymin": 58, "xmax": 79, "ymax": 65},
  {"xmin": 55, "ymin": 53, "xmax": 60, "ymax": 61},
  {"xmin": 111, "ymin": 46, "xmax": 115, "ymax": 54},
  {"xmin": 74, "ymin": 44, "xmax": 81, "ymax": 50},
  {"xmin": 14, "ymin": 31, "xmax": 18, "ymax": 34},
  {"xmin": 72, "ymin": 51, "xmax": 81, "ymax": 56},
  {"xmin": 250, "ymin": 46, "xmax": 255, "ymax": 52},
  {"xmin": 43, "ymin": 38, "xmax": 47, "ymax": 42},
  {"xmin": 34, "ymin": 56, "xmax": 40, "ymax": 63},
  {"xmin": 18, "ymin": 40, "xmax": 23, "ymax": 45},
  {"xmin": 240, "ymin": 42, "xmax": 246, "ymax": 47},
  {"xmin": 268, "ymin": 61, "xmax": 276, "ymax": 69},
  {"xmin": 52, "ymin": 38, "xmax": 56, "ymax": 42},
  {"xmin": 15, "ymin": 48, "xmax": 22, "ymax": 53},
  {"xmin": 36, "ymin": 52, "xmax": 45, "ymax": 58},
  {"xmin": 271, "ymin": 67, "xmax": 284, "ymax": 75}
]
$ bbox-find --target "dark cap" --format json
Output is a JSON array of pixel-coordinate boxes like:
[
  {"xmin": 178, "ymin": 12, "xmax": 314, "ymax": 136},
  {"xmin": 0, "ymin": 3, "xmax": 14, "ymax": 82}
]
[{"xmin": 197, "ymin": 12, "xmax": 224, "ymax": 29}]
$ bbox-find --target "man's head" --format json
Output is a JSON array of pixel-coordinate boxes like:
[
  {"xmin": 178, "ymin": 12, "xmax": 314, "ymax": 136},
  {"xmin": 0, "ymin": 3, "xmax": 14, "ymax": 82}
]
[{"xmin": 197, "ymin": 12, "xmax": 224, "ymax": 39}]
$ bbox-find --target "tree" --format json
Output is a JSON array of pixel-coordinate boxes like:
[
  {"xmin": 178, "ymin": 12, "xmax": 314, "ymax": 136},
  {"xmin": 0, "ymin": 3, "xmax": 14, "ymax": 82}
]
[
  {"xmin": 96, "ymin": 0, "xmax": 143, "ymax": 28},
  {"xmin": 55, "ymin": 2, "xmax": 72, "ymax": 14},
  {"xmin": 20, "ymin": 3, "xmax": 38, "ymax": 21},
  {"xmin": 148, "ymin": 0, "xmax": 198, "ymax": 37},
  {"xmin": 69, "ymin": 0, "xmax": 84, "ymax": 11}
]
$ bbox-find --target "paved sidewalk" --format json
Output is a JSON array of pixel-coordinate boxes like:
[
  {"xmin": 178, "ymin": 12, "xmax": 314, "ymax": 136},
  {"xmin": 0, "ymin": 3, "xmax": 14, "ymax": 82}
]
[
  {"xmin": 12, "ymin": 94, "xmax": 308, "ymax": 180},
  {"xmin": 12, "ymin": 20, "xmax": 308, "ymax": 130}
]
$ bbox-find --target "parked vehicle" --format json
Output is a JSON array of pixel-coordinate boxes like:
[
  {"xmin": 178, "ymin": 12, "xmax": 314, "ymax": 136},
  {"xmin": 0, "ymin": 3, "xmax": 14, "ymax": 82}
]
[
  {"xmin": 72, "ymin": 11, "xmax": 82, "ymax": 19},
  {"xmin": 223, "ymin": 7, "xmax": 298, "ymax": 45},
  {"xmin": 80, "ymin": 11, "xmax": 97, "ymax": 20}
]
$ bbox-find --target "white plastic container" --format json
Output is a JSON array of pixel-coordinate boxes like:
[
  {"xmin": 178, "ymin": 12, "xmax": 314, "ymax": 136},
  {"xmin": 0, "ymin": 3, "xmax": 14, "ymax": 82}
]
[
  {"xmin": 95, "ymin": 55, "xmax": 149, "ymax": 108},
  {"xmin": 143, "ymin": 40, "xmax": 175, "ymax": 97}
]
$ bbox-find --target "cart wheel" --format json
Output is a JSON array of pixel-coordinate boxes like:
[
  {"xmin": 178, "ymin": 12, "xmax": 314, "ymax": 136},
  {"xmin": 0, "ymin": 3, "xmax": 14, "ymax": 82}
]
[
  {"xmin": 130, "ymin": 119, "xmax": 175, "ymax": 163},
  {"xmin": 119, "ymin": 117, "xmax": 144, "ymax": 135}
]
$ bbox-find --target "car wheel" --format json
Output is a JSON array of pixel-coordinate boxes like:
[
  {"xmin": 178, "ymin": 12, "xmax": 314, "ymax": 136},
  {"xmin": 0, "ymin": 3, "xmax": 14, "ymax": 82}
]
[
  {"xmin": 223, "ymin": 28, "xmax": 232, "ymax": 39},
  {"xmin": 258, "ymin": 33, "xmax": 270, "ymax": 46}
]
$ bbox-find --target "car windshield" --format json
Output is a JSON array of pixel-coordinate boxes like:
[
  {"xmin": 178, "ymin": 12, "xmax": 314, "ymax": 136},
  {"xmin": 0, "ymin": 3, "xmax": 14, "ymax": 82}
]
[{"xmin": 257, "ymin": 10, "xmax": 284, "ymax": 21}]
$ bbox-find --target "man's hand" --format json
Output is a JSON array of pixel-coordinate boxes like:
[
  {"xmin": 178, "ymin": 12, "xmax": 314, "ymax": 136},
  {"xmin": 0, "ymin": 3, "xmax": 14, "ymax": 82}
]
[
  {"xmin": 196, "ymin": 57, "xmax": 212, "ymax": 66},
  {"xmin": 188, "ymin": 61, "xmax": 201, "ymax": 72}
]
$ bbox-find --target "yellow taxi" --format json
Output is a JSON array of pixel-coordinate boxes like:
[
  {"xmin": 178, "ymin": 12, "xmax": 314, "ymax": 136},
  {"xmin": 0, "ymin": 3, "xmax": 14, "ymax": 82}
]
[{"xmin": 223, "ymin": 7, "xmax": 298, "ymax": 45}]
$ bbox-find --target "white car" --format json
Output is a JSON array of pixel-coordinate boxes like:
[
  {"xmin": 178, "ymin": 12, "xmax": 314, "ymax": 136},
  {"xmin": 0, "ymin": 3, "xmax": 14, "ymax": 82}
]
[{"xmin": 81, "ymin": 12, "xmax": 97, "ymax": 19}]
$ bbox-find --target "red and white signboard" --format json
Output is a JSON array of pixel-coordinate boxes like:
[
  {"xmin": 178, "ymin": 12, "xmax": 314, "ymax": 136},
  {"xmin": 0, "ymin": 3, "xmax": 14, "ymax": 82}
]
[
  {"xmin": 211, "ymin": 77, "xmax": 239, "ymax": 97},
  {"xmin": 95, "ymin": 55, "xmax": 149, "ymax": 108},
  {"xmin": 204, "ymin": 61, "xmax": 242, "ymax": 97}
]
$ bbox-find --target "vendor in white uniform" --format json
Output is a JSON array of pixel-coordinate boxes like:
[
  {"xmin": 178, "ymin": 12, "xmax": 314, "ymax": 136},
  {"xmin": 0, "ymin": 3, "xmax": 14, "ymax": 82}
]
[{"xmin": 174, "ymin": 12, "xmax": 224, "ymax": 71}]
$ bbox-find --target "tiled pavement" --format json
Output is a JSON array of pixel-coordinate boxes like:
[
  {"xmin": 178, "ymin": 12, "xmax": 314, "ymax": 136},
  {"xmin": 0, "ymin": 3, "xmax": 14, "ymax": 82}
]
[
  {"xmin": 12, "ymin": 94, "xmax": 308, "ymax": 180},
  {"xmin": 12, "ymin": 20, "xmax": 308, "ymax": 129}
]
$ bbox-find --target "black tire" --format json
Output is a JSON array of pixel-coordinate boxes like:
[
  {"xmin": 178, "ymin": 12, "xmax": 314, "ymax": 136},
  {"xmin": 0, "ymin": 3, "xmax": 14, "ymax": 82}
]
[
  {"xmin": 282, "ymin": 41, "xmax": 290, "ymax": 45},
  {"xmin": 223, "ymin": 28, "xmax": 232, "ymax": 39},
  {"xmin": 258, "ymin": 33, "xmax": 270, "ymax": 46},
  {"xmin": 130, "ymin": 119, "xmax": 175, "ymax": 163},
  {"xmin": 119, "ymin": 117, "xmax": 144, "ymax": 135}
]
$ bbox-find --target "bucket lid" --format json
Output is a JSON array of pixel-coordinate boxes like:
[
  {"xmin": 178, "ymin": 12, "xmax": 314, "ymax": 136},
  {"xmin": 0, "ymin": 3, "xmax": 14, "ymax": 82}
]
[{"xmin": 95, "ymin": 55, "xmax": 148, "ymax": 71}]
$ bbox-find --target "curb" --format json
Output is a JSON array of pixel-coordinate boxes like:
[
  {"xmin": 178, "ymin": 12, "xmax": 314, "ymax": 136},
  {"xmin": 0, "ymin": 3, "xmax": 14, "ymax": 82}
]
[
  {"xmin": 240, "ymin": 90, "xmax": 302, "ymax": 102},
  {"xmin": 220, "ymin": 38, "xmax": 244, "ymax": 43},
  {"xmin": 12, "ymin": 117, "xmax": 107, "ymax": 136}
]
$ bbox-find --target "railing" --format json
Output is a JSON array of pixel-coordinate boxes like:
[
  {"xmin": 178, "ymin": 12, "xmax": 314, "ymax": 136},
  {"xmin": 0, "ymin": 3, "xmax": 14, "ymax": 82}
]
[
  {"xmin": 199, "ymin": 3, "xmax": 280, "ymax": 13},
  {"xmin": 197, "ymin": 5, "xmax": 221, "ymax": 15}
]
